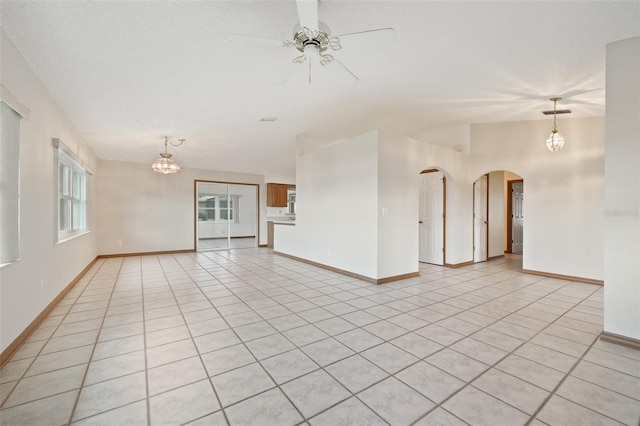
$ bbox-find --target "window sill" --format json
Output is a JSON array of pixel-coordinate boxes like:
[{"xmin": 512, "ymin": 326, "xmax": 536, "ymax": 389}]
[
  {"xmin": 56, "ymin": 230, "xmax": 91, "ymax": 245},
  {"xmin": 0, "ymin": 258, "xmax": 21, "ymax": 269}
]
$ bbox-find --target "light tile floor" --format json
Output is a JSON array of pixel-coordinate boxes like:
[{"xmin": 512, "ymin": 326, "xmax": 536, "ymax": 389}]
[{"xmin": 1, "ymin": 250, "xmax": 639, "ymax": 425}]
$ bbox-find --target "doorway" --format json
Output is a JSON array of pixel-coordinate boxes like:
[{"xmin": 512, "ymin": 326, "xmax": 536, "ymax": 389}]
[
  {"xmin": 419, "ymin": 169, "xmax": 445, "ymax": 265},
  {"xmin": 195, "ymin": 181, "xmax": 258, "ymax": 251},
  {"xmin": 507, "ymin": 180, "xmax": 524, "ymax": 254},
  {"xmin": 473, "ymin": 174, "xmax": 488, "ymax": 263}
]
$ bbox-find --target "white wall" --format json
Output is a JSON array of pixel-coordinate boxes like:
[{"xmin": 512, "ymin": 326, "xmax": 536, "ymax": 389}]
[
  {"xmin": 97, "ymin": 160, "xmax": 264, "ymax": 255},
  {"xmin": 604, "ymin": 37, "xmax": 640, "ymax": 340},
  {"xmin": 0, "ymin": 30, "xmax": 98, "ymax": 352},
  {"xmin": 275, "ymin": 131, "xmax": 379, "ymax": 278},
  {"xmin": 414, "ymin": 124, "xmax": 471, "ymax": 154},
  {"xmin": 277, "ymin": 128, "xmax": 475, "ymax": 279},
  {"xmin": 488, "ymin": 171, "xmax": 505, "ymax": 258},
  {"xmin": 377, "ymin": 134, "xmax": 419, "ymax": 278},
  {"xmin": 470, "ymin": 116, "xmax": 605, "ymax": 280}
]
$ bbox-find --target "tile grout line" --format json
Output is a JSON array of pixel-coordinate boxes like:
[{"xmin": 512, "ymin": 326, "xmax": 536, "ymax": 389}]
[
  {"xmin": 0, "ymin": 259, "xmax": 105, "ymax": 411},
  {"xmin": 0, "ymin": 260, "xmax": 107, "ymax": 413},
  {"xmin": 3, "ymin": 250, "xmax": 627, "ymax": 426},
  {"xmin": 68, "ymin": 257, "xmax": 125, "ymax": 425},
  {"xmin": 523, "ymin": 330, "xmax": 619, "ymax": 425},
  {"xmin": 157, "ymin": 253, "xmax": 230, "ymax": 425},
  {"xmin": 191, "ymin": 250, "xmax": 606, "ymax": 425},
  {"xmin": 406, "ymin": 271, "xmax": 605, "ymax": 425},
  {"xmin": 173, "ymin": 252, "xmax": 315, "ymax": 424}
]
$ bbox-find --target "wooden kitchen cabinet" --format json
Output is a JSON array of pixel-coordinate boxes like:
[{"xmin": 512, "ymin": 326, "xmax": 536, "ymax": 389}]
[{"xmin": 267, "ymin": 183, "xmax": 293, "ymax": 207}]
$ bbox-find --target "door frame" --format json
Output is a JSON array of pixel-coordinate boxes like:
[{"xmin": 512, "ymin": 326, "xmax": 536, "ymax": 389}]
[
  {"xmin": 419, "ymin": 169, "xmax": 446, "ymax": 265},
  {"xmin": 506, "ymin": 179, "xmax": 523, "ymax": 254},
  {"xmin": 473, "ymin": 174, "xmax": 489, "ymax": 262},
  {"xmin": 194, "ymin": 180, "xmax": 260, "ymax": 251}
]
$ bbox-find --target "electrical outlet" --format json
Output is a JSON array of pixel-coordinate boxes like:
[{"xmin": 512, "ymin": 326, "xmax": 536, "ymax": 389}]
[{"xmin": 117, "ymin": 240, "xmax": 123, "ymax": 246}]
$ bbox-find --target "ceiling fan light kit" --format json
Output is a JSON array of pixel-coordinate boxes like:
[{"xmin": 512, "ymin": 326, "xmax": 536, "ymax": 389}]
[
  {"xmin": 285, "ymin": 26, "xmax": 342, "ymax": 66},
  {"xmin": 152, "ymin": 136, "xmax": 185, "ymax": 174}
]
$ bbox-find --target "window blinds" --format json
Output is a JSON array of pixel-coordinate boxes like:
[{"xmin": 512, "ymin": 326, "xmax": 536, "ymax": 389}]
[{"xmin": 0, "ymin": 101, "xmax": 21, "ymax": 265}]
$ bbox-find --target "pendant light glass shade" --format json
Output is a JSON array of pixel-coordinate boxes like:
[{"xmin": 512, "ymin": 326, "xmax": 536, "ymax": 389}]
[
  {"xmin": 152, "ymin": 153, "xmax": 180, "ymax": 174},
  {"xmin": 546, "ymin": 128, "xmax": 565, "ymax": 152},
  {"xmin": 546, "ymin": 97, "xmax": 565, "ymax": 152},
  {"xmin": 152, "ymin": 137, "xmax": 185, "ymax": 174}
]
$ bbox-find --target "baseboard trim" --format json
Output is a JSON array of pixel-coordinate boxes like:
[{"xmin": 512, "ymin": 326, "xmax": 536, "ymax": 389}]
[
  {"xmin": 0, "ymin": 257, "xmax": 99, "ymax": 368},
  {"xmin": 489, "ymin": 254, "xmax": 504, "ymax": 260},
  {"xmin": 97, "ymin": 249, "xmax": 195, "ymax": 259},
  {"xmin": 273, "ymin": 251, "xmax": 419, "ymax": 284},
  {"xmin": 376, "ymin": 271, "xmax": 421, "ymax": 284},
  {"xmin": 600, "ymin": 331, "xmax": 640, "ymax": 350},
  {"xmin": 199, "ymin": 236, "xmax": 256, "ymax": 240},
  {"xmin": 258, "ymin": 244, "xmax": 268, "ymax": 248},
  {"xmin": 522, "ymin": 269, "xmax": 604, "ymax": 285},
  {"xmin": 444, "ymin": 260, "xmax": 474, "ymax": 268}
]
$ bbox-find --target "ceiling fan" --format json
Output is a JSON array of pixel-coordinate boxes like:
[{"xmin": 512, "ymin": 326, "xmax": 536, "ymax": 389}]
[{"xmin": 226, "ymin": 0, "xmax": 395, "ymax": 84}]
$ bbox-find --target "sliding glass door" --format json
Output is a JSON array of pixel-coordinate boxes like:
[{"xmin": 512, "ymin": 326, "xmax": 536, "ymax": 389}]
[{"xmin": 196, "ymin": 181, "xmax": 258, "ymax": 251}]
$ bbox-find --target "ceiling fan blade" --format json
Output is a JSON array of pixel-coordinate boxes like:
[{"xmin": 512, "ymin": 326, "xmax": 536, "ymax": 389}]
[
  {"xmin": 225, "ymin": 33, "xmax": 282, "ymax": 47},
  {"xmin": 326, "ymin": 57, "xmax": 359, "ymax": 86},
  {"xmin": 335, "ymin": 27, "xmax": 396, "ymax": 50},
  {"xmin": 295, "ymin": 0, "xmax": 319, "ymax": 30}
]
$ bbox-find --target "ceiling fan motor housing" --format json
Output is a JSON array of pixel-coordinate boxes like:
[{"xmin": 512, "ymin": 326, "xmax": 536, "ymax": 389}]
[{"xmin": 293, "ymin": 28, "xmax": 332, "ymax": 52}]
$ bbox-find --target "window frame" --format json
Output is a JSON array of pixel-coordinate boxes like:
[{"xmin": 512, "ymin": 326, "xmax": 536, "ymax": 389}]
[
  {"xmin": 197, "ymin": 194, "xmax": 240, "ymax": 223},
  {"xmin": 56, "ymin": 147, "xmax": 89, "ymax": 243}
]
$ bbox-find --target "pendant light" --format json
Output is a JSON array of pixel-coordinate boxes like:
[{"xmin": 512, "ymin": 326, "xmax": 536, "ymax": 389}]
[
  {"xmin": 545, "ymin": 97, "xmax": 565, "ymax": 152},
  {"xmin": 152, "ymin": 137, "xmax": 185, "ymax": 174}
]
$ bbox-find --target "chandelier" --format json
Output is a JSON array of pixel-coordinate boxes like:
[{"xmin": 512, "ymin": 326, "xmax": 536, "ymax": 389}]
[
  {"xmin": 152, "ymin": 137, "xmax": 185, "ymax": 174},
  {"xmin": 545, "ymin": 97, "xmax": 565, "ymax": 152}
]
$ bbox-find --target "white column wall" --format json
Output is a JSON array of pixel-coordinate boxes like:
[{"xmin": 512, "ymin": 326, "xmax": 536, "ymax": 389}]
[
  {"xmin": 604, "ymin": 36, "xmax": 640, "ymax": 340},
  {"xmin": 0, "ymin": 30, "xmax": 99, "ymax": 352},
  {"xmin": 377, "ymin": 134, "xmax": 419, "ymax": 278},
  {"xmin": 470, "ymin": 117, "xmax": 605, "ymax": 280},
  {"xmin": 97, "ymin": 160, "xmax": 264, "ymax": 255},
  {"xmin": 275, "ymin": 131, "xmax": 379, "ymax": 278}
]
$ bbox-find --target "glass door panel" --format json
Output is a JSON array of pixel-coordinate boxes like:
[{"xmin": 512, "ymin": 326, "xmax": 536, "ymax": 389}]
[{"xmin": 197, "ymin": 182, "xmax": 231, "ymax": 251}]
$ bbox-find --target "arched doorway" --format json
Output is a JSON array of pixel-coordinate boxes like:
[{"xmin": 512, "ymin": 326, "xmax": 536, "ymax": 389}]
[{"xmin": 472, "ymin": 171, "xmax": 523, "ymax": 262}]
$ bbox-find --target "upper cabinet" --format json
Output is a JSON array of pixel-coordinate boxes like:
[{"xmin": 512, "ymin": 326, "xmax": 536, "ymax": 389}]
[{"xmin": 267, "ymin": 183, "xmax": 294, "ymax": 207}]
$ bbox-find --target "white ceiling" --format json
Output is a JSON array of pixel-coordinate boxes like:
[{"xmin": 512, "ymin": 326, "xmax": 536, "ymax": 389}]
[{"xmin": 2, "ymin": 1, "xmax": 639, "ymax": 177}]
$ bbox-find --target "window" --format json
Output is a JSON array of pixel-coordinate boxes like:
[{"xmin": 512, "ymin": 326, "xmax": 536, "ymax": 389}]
[
  {"xmin": 0, "ymin": 101, "xmax": 21, "ymax": 265},
  {"xmin": 57, "ymin": 148, "xmax": 87, "ymax": 241},
  {"xmin": 198, "ymin": 194, "xmax": 239, "ymax": 223}
]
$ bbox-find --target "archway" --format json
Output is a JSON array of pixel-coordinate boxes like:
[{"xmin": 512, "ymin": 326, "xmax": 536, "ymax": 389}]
[{"xmin": 471, "ymin": 170, "xmax": 523, "ymax": 263}]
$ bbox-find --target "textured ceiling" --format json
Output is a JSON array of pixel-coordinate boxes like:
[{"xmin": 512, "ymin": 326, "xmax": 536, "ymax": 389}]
[{"xmin": 2, "ymin": 1, "xmax": 639, "ymax": 177}]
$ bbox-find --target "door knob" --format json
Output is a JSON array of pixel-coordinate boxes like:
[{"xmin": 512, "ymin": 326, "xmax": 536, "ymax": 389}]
[{"xmin": 419, "ymin": 221, "xmax": 423, "ymax": 224}]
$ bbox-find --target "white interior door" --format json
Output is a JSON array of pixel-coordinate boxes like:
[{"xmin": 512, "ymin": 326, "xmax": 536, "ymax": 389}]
[
  {"xmin": 511, "ymin": 181, "xmax": 524, "ymax": 254},
  {"xmin": 419, "ymin": 171, "xmax": 444, "ymax": 265},
  {"xmin": 474, "ymin": 175, "xmax": 488, "ymax": 262}
]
